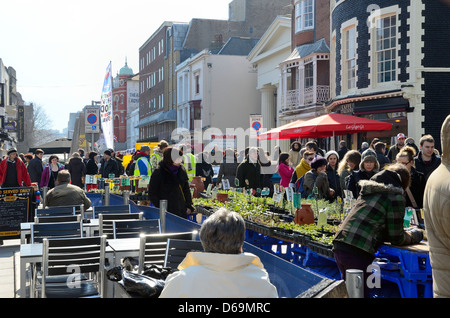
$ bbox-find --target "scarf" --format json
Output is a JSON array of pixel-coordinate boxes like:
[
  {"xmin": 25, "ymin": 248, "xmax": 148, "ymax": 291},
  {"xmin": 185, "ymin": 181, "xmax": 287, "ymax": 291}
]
[
  {"xmin": 295, "ymin": 158, "xmax": 311, "ymax": 179},
  {"xmin": 168, "ymin": 164, "xmax": 180, "ymax": 175}
]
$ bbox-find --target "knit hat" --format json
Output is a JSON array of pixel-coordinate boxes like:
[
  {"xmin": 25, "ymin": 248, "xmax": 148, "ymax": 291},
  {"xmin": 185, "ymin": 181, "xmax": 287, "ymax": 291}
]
[
  {"xmin": 140, "ymin": 145, "xmax": 151, "ymax": 153},
  {"xmin": 325, "ymin": 150, "xmax": 339, "ymax": 161},
  {"xmin": 360, "ymin": 148, "xmax": 379, "ymax": 171},
  {"xmin": 7, "ymin": 148, "xmax": 17, "ymax": 155},
  {"xmin": 310, "ymin": 156, "xmax": 328, "ymax": 170}
]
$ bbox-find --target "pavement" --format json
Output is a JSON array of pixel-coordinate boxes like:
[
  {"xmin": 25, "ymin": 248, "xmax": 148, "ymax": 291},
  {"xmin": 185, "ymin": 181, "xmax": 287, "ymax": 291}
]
[{"xmin": 0, "ymin": 239, "xmax": 22, "ymax": 298}]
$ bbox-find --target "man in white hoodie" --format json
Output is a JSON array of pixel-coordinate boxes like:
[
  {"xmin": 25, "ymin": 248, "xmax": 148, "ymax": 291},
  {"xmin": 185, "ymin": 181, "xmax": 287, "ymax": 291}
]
[{"xmin": 159, "ymin": 208, "xmax": 278, "ymax": 298}]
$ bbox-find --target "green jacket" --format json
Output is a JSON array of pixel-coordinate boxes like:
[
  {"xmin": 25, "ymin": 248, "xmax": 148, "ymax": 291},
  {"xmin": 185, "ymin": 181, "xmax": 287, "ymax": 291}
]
[
  {"xmin": 333, "ymin": 169, "xmax": 414, "ymax": 255},
  {"xmin": 45, "ymin": 182, "xmax": 91, "ymax": 210}
]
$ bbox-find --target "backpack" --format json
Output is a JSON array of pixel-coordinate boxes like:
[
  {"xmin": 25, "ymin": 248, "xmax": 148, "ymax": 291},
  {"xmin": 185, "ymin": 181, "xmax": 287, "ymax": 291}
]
[{"xmin": 294, "ymin": 172, "xmax": 317, "ymax": 198}]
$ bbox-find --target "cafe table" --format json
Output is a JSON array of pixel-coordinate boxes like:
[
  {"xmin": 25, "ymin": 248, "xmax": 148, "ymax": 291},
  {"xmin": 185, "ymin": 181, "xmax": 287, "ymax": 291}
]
[{"xmin": 19, "ymin": 237, "xmax": 140, "ymax": 298}]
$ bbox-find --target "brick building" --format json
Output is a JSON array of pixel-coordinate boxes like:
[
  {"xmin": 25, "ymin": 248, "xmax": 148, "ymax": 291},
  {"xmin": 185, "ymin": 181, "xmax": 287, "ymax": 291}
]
[
  {"xmin": 137, "ymin": 0, "xmax": 291, "ymax": 144},
  {"xmin": 327, "ymin": 0, "xmax": 450, "ymax": 152},
  {"xmin": 278, "ymin": 0, "xmax": 331, "ymax": 125}
]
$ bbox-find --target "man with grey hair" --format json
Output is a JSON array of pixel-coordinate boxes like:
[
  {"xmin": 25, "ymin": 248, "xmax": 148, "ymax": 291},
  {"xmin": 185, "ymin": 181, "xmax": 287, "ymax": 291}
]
[
  {"xmin": 159, "ymin": 208, "xmax": 278, "ymax": 298},
  {"xmin": 44, "ymin": 170, "xmax": 91, "ymax": 210}
]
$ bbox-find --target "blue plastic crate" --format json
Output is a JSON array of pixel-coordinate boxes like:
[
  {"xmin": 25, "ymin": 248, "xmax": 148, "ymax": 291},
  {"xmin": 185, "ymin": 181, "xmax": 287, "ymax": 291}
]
[
  {"xmin": 371, "ymin": 265, "xmax": 433, "ymax": 298},
  {"xmin": 376, "ymin": 243, "xmax": 432, "ymax": 282}
]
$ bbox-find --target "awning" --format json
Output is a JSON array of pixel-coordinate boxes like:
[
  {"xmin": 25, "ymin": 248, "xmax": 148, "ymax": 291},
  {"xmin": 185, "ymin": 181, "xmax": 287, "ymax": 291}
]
[
  {"xmin": 157, "ymin": 109, "xmax": 177, "ymax": 123},
  {"xmin": 29, "ymin": 138, "xmax": 72, "ymax": 154},
  {"xmin": 135, "ymin": 111, "xmax": 163, "ymax": 128}
]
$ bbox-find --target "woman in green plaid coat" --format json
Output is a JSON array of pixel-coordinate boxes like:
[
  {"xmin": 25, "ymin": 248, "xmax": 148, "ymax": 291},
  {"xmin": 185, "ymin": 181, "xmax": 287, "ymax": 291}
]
[{"xmin": 332, "ymin": 163, "xmax": 424, "ymax": 297}]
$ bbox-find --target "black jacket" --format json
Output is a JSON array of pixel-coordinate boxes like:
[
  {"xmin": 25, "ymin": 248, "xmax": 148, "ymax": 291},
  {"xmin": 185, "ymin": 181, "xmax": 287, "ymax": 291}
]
[
  {"xmin": 27, "ymin": 157, "xmax": 43, "ymax": 185},
  {"xmin": 86, "ymin": 159, "xmax": 99, "ymax": 175},
  {"xmin": 414, "ymin": 151, "xmax": 441, "ymax": 181},
  {"xmin": 406, "ymin": 167, "xmax": 426, "ymax": 209},
  {"xmin": 326, "ymin": 165, "xmax": 342, "ymax": 199},
  {"xmin": 236, "ymin": 158, "xmax": 261, "ymax": 190},
  {"xmin": 99, "ymin": 158, "xmax": 119, "ymax": 178},
  {"xmin": 148, "ymin": 162, "xmax": 194, "ymax": 218},
  {"xmin": 376, "ymin": 151, "xmax": 391, "ymax": 170},
  {"xmin": 67, "ymin": 157, "xmax": 86, "ymax": 188}
]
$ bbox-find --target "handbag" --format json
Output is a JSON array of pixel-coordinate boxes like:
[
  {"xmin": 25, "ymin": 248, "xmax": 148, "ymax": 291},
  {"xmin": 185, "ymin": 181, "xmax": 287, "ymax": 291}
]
[{"xmin": 106, "ymin": 266, "xmax": 165, "ymax": 298}]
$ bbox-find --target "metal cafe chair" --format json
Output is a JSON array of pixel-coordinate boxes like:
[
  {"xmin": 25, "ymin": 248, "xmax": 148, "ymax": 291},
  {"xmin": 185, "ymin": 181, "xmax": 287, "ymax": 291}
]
[
  {"xmin": 98, "ymin": 212, "xmax": 143, "ymax": 239},
  {"xmin": 34, "ymin": 215, "xmax": 81, "ymax": 224},
  {"xmin": 164, "ymin": 238, "xmax": 203, "ymax": 269},
  {"xmin": 30, "ymin": 221, "xmax": 84, "ymax": 244},
  {"xmin": 138, "ymin": 231, "xmax": 198, "ymax": 273},
  {"xmin": 37, "ymin": 236, "xmax": 107, "ymax": 298},
  {"xmin": 35, "ymin": 206, "xmax": 76, "ymax": 217},
  {"xmin": 92, "ymin": 204, "xmax": 131, "ymax": 218},
  {"xmin": 113, "ymin": 219, "xmax": 161, "ymax": 239}
]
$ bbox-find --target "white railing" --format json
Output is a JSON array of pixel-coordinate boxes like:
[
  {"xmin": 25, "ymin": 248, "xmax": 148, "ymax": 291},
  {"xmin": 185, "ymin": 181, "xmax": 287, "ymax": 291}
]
[{"xmin": 281, "ymin": 85, "xmax": 330, "ymax": 111}]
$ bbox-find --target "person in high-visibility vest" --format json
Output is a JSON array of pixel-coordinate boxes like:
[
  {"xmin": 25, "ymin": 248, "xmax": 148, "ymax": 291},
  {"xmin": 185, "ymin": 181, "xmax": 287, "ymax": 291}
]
[
  {"xmin": 150, "ymin": 140, "xmax": 168, "ymax": 171},
  {"xmin": 133, "ymin": 145, "xmax": 152, "ymax": 176},
  {"xmin": 182, "ymin": 144, "xmax": 196, "ymax": 181}
]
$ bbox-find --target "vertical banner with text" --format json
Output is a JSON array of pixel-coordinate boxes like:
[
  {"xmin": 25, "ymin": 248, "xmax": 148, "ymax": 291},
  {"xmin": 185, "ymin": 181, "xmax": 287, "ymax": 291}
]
[{"xmin": 100, "ymin": 62, "xmax": 114, "ymax": 150}]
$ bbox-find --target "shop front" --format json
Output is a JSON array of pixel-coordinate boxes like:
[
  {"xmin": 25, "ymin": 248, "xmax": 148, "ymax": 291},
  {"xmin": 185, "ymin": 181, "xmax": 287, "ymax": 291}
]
[{"xmin": 329, "ymin": 93, "xmax": 410, "ymax": 150}]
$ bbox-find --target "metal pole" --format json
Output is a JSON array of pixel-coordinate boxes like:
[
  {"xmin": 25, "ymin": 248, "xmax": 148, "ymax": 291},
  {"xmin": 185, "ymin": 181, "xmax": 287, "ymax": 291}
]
[
  {"xmin": 42, "ymin": 187, "xmax": 48, "ymax": 208},
  {"xmin": 345, "ymin": 269, "xmax": 364, "ymax": 298},
  {"xmin": 123, "ymin": 191, "xmax": 130, "ymax": 205},
  {"xmin": 104, "ymin": 186, "xmax": 110, "ymax": 206},
  {"xmin": 159, "ymin": 200, "xmax": 167, "ymax": 233}
]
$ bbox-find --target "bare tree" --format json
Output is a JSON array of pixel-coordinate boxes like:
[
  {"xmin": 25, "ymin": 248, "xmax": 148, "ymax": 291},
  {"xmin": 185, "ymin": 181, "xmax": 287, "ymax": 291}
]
[{"xmin": 31, "ymin": 104, "xmax": 62, "ymax": 146}]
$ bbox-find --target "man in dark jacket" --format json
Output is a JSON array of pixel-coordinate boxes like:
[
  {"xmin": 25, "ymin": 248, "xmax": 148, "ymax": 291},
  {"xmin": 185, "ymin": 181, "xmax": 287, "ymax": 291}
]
[
  {"xmin": 236, "ymin": 147, "xmax": 261, "ymax": 191},
  {"xmin": 27, "ymin": 149, "xmax": 44, "ymax": 187},
  {"xmin": 387, "ymin": 133, "xmax": 406, "ymax": 163},
  {"xmin": 414, "ymin": 134, "xmax": 441, "ymax": 182},
  {"xmin": 337, "ymin": 140, "xmax": 348, "ymax": 161},
  {"xmin": 374, "ymin": 142, "xmax": 390, "ymax": 170},
  {"xmin": 99, "ymin": 149, "xmax": 119, "ymax": 178}
]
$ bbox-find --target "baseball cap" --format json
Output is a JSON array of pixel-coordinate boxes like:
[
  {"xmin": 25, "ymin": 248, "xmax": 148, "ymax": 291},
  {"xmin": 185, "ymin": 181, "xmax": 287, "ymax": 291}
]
[{"xmin": 397, "ymin": 133, "xmax": 406, "ymax": 139}]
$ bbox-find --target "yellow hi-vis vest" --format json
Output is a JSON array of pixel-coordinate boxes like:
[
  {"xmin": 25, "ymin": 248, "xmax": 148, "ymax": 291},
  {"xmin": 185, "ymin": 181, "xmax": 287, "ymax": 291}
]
[
  {"xmin": 183, "ymin": 153, "xmax": 196, "ymax": 181},
  {"xmin": 150, "ymin": 152, "xmax": 162, "ymax": 171},
  {"xmin": 134, "ymin": 156, "xmax": 152, "ymax": 176}
]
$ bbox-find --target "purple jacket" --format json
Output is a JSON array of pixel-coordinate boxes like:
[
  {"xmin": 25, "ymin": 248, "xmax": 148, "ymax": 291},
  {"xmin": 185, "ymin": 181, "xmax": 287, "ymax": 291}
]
[{"xmin": 41, "ymin": 163, "xmax": 65, "ymax": 187}]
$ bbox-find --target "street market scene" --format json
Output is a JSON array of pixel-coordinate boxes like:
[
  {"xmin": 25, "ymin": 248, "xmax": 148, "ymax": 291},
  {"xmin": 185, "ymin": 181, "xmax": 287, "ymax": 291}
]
[{"xmin": 0, "ymin": 0, "xmax": 450, "ymax": 302}]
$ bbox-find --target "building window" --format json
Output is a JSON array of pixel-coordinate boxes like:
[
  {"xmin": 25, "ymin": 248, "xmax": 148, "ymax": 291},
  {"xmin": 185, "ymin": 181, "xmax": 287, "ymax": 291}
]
[
  {"xmin": 376, "ymin": 15, "xmax": 397, "ymax": 83},
  {"xmin": 304, "ymin": 63, "xmax": 313, "ymax": 88},
  {"xmin": 195, "ymin": 75, "xmax": 200, "ymax": 94},
  {"xmin": 345, "ymin": 27, "xmax": 357, "ymax": 89},
  {"xmin": 295, "ymin": 0, "xmax": 314, "ymax": 33}
]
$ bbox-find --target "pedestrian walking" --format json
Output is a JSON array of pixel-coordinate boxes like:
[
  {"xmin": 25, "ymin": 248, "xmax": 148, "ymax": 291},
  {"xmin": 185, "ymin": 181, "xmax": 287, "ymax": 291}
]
[
  {"xmin": 41, "ymin": 155, "xmax": 64, "ymax": 189},
  {"xmin": 67, "ymin": 152, "xmax": 86, "ymax": 189},
  {"xmin": 148, "ymin": 147, "xmax": 194, "ymax": 219},
  {"xmin": 86, "ymin": 151, "xmax": 99, "ymax": 175},
  {"xmin": 27, "ymin": 149, "xmax": 44, "ymax": 187},
  {"xmin": 337, "ymin": 150, "xmax": 361, "ymax": 196},
  {"xmin": 0, "ymin": 148, "xmax": 31, "ymax": 188},
  {"xmin": 414, "ymin": 134, "xmax": 441, "ymax": 182}
]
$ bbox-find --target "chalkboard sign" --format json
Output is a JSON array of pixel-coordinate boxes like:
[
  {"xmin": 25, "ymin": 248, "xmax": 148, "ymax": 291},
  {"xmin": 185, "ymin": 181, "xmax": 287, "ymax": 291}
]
[{"xmin": 0, "ymin": 187, "xmax": 34, "ymax": 240}]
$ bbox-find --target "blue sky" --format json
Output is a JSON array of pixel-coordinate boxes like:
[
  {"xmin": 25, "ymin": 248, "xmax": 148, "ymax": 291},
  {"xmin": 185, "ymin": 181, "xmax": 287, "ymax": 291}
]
[{"xmin": 0, "ymin": 0, "xmax": 230, "ymax": 132}]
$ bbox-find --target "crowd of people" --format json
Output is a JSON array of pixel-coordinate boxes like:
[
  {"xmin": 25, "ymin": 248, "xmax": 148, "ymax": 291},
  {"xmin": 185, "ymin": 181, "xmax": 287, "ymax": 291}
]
[{"xmin": 1, "ymin": 123, "xmax": 448, "ymax": 298}]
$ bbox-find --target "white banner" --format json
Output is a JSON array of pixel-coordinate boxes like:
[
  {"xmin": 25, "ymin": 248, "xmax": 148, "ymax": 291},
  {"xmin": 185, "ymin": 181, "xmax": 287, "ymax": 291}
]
[{"xmin": 100, "ymin": 62, "xmax": 114, "ymax": 150}]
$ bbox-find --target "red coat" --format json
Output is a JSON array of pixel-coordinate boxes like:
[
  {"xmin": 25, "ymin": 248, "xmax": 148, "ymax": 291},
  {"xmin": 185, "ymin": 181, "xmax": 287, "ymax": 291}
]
[{"xmin": 0, "ymin": 157, "xmax": 32, "ymax": 187}]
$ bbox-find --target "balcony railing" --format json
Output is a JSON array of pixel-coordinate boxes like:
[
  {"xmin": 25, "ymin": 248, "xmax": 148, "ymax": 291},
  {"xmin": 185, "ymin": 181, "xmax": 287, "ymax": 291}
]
[{"xmin": 281, "ymin": 85, "xmax": 330, "ymax": 112}]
